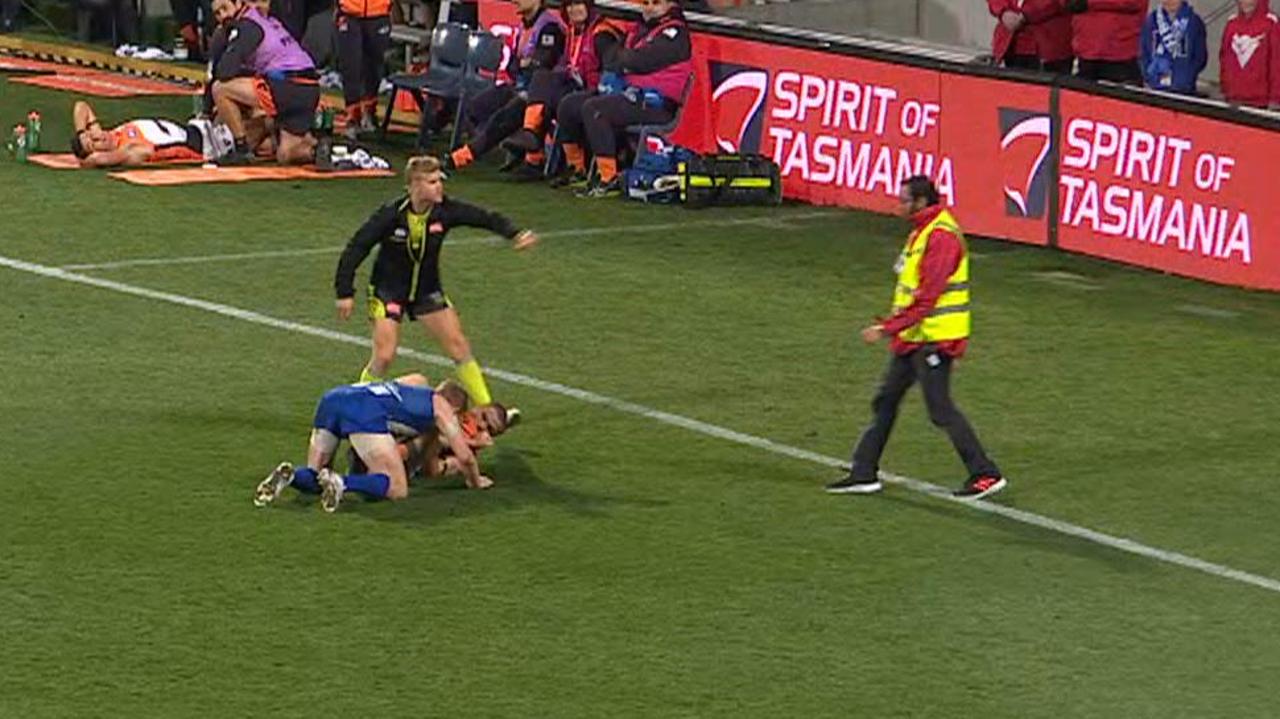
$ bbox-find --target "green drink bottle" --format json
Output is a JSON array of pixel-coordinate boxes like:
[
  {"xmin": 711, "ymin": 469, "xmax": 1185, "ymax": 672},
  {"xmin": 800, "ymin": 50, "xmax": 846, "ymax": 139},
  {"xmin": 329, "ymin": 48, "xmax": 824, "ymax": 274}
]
[{"xmin": 25, "ymin": 110, "xmax": 41, "ymax": 152}]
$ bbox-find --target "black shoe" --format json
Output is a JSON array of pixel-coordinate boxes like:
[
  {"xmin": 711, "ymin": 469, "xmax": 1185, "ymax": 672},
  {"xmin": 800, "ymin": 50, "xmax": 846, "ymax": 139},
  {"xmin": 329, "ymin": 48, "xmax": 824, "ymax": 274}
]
[
  {"xmin": 825, "ymin": 475, "xmax": 883, "ymax": 494},
  {"xmin": 575, "ymin": 177, "xmax": 622, "ymax": 199},
  {"xmin": 953, "ymin": 475, "xmax": 1007, "ymax": 499},
  {"xmin": 549, "ymin": 169, "xmax": 588, "ymax": 189},
  {"xmin": 507, "ymin": 162, "xmax": 544, "ymax": 182},
  {"xmin": 497, "ymin": 150, "xmax": 524, "ymax": 173},
  {"xmin": 504, "ymin": 407, "xmax": 522, "ymax": 430},
  {"xmin": 217, "ymin": 148, "xmax": 253, "ymax": 166},
  {"xmin": 501, "ymin": 129, "xmax": 542, "ymax": 154}
]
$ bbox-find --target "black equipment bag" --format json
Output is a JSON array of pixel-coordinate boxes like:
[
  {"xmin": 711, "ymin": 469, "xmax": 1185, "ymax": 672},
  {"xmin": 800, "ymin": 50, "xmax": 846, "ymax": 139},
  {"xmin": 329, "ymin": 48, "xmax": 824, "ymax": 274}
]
[{"xmin": 679, "ymin": 153, "xmax": 783, "ymax": 208}]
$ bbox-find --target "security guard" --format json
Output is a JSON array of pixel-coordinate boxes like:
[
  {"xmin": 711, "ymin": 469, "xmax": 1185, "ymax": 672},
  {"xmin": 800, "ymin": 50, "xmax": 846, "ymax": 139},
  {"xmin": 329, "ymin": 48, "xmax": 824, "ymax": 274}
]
[
  {"xmin": 827, "ymin": 175, "xmax": 1006, "ymax": 499},
  {"xmin": 334, "ymin": 155, "xmax": 539, "ymax": 409}
]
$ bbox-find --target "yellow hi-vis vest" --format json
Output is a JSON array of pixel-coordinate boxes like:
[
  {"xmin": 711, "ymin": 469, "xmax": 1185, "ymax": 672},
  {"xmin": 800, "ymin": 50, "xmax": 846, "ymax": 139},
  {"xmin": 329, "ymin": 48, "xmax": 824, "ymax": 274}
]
[{"xmin": 891, "ymin": 208, "xmax": 971, "ymax": 343}]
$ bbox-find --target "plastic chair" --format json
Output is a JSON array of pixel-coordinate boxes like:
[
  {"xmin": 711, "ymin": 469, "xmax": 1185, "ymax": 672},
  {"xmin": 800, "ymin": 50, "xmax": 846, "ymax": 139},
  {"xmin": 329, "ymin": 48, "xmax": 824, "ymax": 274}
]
[
  {"xmin": 561, "ymin": 73, "xmax": 696, "ymax": 182},
  {"xmin": 624, "ymin": 73, "xmax": 695, "ymax": 153},
  {"xmin": 379, "ymin": 21, "xmax": 471, "ymax": 143},
  {"xmin": 446, "ymin": 29, "xmax": 505, "ymax": 149}
]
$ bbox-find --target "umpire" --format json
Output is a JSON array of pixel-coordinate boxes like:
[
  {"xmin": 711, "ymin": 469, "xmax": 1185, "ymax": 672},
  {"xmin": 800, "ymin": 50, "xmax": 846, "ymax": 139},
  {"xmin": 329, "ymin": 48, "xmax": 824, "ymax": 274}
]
[{"xmin": 827, "ymin": 176, "xmax": 1007, "ymax": 500}]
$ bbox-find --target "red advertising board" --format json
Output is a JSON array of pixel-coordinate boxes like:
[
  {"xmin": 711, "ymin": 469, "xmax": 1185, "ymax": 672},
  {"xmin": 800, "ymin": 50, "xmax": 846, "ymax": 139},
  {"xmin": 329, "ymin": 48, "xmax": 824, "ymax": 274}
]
[
  {"xmin": 939, "ymin": 75, "xmax": 1053, "ymax": 247},
  {"xmin": 478, "ymin": 0, "xmax": 1051, "ymax": 246},
  {"xmin": 479, "ymin": 0, "xmax": 1280, "ymax": 288},
  {"xmin": 1056, "ymin": 90, "xmax": 1280, "ymax": 290}
]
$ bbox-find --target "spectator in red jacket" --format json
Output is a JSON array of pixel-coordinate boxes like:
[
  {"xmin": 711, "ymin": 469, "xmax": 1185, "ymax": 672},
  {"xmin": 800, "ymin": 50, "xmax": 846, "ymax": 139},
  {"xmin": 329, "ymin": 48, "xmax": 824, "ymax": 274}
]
[
  {"xmin": 990, "ymin": 0, "xmax": 1074, "ymax": 73},
  {"xmin": 1063, "ymin": 0, "xmax": 1146, "ymax": 84},
  {"xmin": 1220, "ymin": 0, "xmax": 1280, "ymax": 108}
]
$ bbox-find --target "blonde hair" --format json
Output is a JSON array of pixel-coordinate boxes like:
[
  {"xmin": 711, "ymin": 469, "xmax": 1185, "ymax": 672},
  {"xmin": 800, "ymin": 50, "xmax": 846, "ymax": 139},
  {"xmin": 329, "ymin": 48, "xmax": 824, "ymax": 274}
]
[{"xmin": 405, "ymin": 155, "xmax": 442, "ymax": 183}]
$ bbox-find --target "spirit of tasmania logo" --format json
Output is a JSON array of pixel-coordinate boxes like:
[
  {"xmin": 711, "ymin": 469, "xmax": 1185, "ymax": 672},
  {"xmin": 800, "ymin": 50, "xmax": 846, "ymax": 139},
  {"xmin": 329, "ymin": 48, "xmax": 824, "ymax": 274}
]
[
  {"xmin": 998, "ymin": 108, "xmax": 1055, "ymax": 219},
  {"xmin": 710, "ymin": 61, "xmax": 770, "ymax": 154}
]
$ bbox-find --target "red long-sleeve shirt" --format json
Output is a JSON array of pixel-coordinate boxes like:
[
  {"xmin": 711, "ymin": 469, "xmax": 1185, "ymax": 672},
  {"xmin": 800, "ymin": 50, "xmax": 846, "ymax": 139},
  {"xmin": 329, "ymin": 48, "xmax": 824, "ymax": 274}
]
[
  {"xmin": 990, "ymin": 0, "xmax": 1073, "ymax": 63},
  {"xmin": 1068, "ymin": 0, "xmax": 1147, "ymax": 62},
  {"xmin": 1220, "ymin": 0, "xmax": 1280, "ymax": 108},
  {"xmin": 881, "ymin": 205, "xmax": 969, "ymax": 358}
]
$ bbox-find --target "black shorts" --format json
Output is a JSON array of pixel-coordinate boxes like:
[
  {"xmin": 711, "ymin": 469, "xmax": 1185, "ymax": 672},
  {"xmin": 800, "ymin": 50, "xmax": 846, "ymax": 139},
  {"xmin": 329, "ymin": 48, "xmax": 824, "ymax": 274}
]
[
  {"xmin": 255, "ymin": 74, "xmax": 320, "ymax": 135},
  {"xmin": 367, "ymin": 286, "xmax": 452, "ymax": 322}
]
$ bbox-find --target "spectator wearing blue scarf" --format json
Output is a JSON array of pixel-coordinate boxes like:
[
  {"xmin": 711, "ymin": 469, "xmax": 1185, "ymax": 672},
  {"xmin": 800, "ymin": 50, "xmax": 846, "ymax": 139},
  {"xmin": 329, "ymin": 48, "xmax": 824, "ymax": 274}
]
[{"xmin": 1140, "ymin": 0, "xmax": 1208, "ymax": 94}]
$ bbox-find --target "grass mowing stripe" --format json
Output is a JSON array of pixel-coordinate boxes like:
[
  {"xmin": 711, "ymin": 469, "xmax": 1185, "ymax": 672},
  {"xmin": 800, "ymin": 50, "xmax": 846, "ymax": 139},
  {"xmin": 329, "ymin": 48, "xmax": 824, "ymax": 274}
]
[
  {"xmin": 59, "ymin": 212, "xmax": 836, "ymax": 271},
  {"xmin": 4, "ymin": 251, "xmax": 1278, "ymax": 597}
]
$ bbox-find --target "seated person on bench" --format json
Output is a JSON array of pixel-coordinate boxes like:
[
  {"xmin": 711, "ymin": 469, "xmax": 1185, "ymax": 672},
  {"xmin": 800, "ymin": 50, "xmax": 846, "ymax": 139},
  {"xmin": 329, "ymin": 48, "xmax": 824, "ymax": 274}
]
[
  {"xmin": 554, "ymin": 0, "xmax": 692, "ymax": 199},
  {"xmin": 443, "ymin": 0, "xmax": 566, "ymax": 173},
  {"xmin": 500, "ymin": 0, "xmax": 625, "ymax": 181}
]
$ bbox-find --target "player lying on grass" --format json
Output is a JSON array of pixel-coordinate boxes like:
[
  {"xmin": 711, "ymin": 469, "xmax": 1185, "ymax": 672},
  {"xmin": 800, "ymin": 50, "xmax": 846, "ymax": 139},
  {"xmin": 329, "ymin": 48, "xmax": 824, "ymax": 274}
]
[
  {"xmin": 253, "ymin": 374, "xmax": 510, "ymax": 513},
  {"xmin": 70, "ymin": 100, "xmax": 266, "ymax": 168}
]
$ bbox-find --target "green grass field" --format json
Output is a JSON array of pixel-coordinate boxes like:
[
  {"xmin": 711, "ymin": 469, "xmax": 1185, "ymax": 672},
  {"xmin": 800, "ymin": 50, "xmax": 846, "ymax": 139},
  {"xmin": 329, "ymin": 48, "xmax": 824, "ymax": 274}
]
[{"xmin": 3, "ymin": 75, "xmax": 1280, "ymax": 718}]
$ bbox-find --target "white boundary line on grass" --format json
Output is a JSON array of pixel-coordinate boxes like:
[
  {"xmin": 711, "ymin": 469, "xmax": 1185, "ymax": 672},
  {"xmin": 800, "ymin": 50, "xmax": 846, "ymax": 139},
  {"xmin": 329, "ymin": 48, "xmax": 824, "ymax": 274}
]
[
  {"xmin": 4, "ymin": 252, "xmax": 1279, "ymax": 596},
  {"xmin": 60, "ymin": 212, "xmax": 835, "ymax": 271}
]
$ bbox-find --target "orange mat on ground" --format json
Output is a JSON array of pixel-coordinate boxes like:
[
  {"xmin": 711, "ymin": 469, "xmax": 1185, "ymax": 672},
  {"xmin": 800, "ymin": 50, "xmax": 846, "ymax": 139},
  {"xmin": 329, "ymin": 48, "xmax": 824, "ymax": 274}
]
[
  {"xmin": 29, "ymin": 153, "xmax": 86, "ymax": 169},
  {"xmin": 12, "ymin": 72, "xmax": 197, "ymax": 97},
  {"xmin": 0, "ymin": 57, "xmax": 100, "ymax": 74},
  {"xmin": 29, "ymin": 153, "xmax": 204, "ymax": 169},
  {"xmin": 108, "ymin": 165, "xmax": 394, "ymax": 186}
]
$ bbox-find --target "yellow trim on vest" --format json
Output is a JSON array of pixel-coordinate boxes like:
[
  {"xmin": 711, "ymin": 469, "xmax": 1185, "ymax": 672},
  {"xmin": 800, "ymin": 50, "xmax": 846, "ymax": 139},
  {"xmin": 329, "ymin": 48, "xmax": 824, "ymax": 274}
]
[{"xmin": 891, "ymin": 209, "xmax": 971, "ymax": 343}]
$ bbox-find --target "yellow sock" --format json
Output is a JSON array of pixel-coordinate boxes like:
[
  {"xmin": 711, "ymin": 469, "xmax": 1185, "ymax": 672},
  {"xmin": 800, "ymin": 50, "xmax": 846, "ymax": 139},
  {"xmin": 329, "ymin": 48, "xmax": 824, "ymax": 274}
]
[
  {"xmin": 455, "ymin": 358, "xmax": 492, "ymax": 406},
  {"xmin": 359, "ymin": 365, "xmax": 384, "ymax": 383}
]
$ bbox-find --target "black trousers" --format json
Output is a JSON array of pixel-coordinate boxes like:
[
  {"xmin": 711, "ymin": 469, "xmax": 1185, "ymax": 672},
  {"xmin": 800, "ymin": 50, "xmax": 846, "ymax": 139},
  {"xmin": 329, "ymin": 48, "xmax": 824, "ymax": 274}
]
[
  {"xmin": 465, "ymin": 84, "xmax": 525, "ymax": 155},
  {"xmin": 849, "ymin": 348, "xmax": 1000, "ymax": 482},
  {"xmin": 1076, "ymin": 58, "xmax": 1142, "ymax": 85},
  {"xmin": 1, "ymin": 0, "xmax": 19, "ymax": 32},
  {"xmin": 337, "ymin": 13, "xmax": 390, "ymax": 108},
  {"xmin": 77, "ymin": 0, "xmax": 138, "ymax": 45},
  {"xmin": 557, "ymin": 91, "xmax": 673, "ymax": 158},
  {"xmin": 1005, "ymin": 54, "xmax": 1074, "ymax": 75},
  {"xmin": 524, "ymin": 69, "xmax": 580, "ymax": 136}
]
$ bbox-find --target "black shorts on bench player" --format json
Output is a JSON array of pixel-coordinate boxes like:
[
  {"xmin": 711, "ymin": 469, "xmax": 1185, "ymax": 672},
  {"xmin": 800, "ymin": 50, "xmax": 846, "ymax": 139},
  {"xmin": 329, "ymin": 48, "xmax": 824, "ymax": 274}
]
[
  {"xmin": 554, "ymin": 0, "xmax": 692, "ymax": 198},
  {"xmin": 445, "ymin": 0, "xmax": 566, "ymax": 173},
  {"xmin": 499, "ymin": 0, "xmax": 625, "ymax": 180},
  {"xmin": 210, "ymin": 0, "xmax": 320, "ymax": 165}
]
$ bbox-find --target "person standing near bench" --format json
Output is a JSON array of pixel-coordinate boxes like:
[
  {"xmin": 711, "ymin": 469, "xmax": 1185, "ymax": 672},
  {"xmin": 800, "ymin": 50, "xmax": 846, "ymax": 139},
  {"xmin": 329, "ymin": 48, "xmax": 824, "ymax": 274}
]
[
  {"xmin": 826, "ymin": 176, "xmax": 1007, "ymax": 501},
  {"xmin": 336, "ymin": 0, "xmax": 391, "ymax": 139}
]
